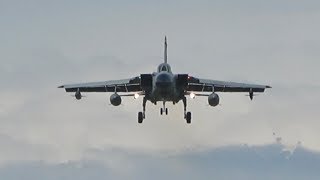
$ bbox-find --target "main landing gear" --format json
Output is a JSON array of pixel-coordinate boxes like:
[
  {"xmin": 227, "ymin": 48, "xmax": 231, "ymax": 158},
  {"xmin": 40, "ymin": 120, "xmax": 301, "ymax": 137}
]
[
  {"xmin": 183, "ymin": 97, "xmax": 192, "ymax": 124},
  {"xmin": 138, "ymin": 97, "xmax": 192, "ymax": 124},
  {"xmin": 138, "ymin": 97, "xmax": 147, "ymax": 123}
]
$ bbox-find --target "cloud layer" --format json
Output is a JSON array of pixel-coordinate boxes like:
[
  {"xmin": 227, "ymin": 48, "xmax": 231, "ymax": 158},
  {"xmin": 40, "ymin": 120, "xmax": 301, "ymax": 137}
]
[{"xmin": 0, "ymin": 145, "xmax": 319, "ymax": 180}]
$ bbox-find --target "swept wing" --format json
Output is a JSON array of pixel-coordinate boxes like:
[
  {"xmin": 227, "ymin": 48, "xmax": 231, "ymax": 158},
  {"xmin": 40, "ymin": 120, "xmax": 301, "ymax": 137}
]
[
  {"xmin": 58, "ymin": 76, "xmax": 141, "ymax": 93},
  {"xmin": 187, "ymin": 76, "xmax": 271, "ymax": 93}
]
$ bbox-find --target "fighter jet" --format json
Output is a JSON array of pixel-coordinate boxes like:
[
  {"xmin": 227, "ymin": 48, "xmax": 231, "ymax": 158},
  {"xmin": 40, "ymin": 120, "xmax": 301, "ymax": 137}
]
[{"xmin": 58, "ymin": 37, "xmax": 271, "ymax": 124}]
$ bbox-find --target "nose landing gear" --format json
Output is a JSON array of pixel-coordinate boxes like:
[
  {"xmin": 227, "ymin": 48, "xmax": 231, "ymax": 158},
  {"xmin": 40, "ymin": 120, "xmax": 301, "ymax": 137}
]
[{"xmin": 160, "ymin": 101, "xmax": 168, "ymax": 115}]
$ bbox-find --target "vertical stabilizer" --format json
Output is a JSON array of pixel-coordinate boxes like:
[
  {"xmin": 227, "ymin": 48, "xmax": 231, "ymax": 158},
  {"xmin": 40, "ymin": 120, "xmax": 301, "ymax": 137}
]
[{"xmin": 164, "ymin": 36, "xmax": 168, "ymax": 63}]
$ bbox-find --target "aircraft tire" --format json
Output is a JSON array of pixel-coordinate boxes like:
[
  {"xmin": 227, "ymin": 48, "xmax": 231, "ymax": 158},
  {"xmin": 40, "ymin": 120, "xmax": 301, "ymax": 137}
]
[
  {"xmin": 138, "ymin": 112, "xmax": 143, "ymax": 123},
  {"xmin": 186, "ymin": 112, "xmax": 191, "ymax": 124}
]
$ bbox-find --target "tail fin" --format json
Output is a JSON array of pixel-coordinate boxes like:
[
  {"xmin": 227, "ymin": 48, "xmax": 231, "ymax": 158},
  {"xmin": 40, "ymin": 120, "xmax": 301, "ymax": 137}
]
[{"xmin": 164, "ymin": 36, "xmax": 167, "ymax": 63}]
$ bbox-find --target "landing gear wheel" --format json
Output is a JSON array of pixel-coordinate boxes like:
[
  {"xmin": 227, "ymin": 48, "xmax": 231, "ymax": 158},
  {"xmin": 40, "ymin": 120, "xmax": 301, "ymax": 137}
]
[
  {"xmin": 138, "ymin": 112, "xmax": 143, "ymax": 123},
  {"xmin": 160, "ymin": 108, "xmax": 163, "ymax": 115},
  {"xmin": 186, "ymin": 112, "xmax": 191, "ymax": 124},
  {"xmin": 165, "ymin": 108, "xmax": 168, "ymax": 115}
]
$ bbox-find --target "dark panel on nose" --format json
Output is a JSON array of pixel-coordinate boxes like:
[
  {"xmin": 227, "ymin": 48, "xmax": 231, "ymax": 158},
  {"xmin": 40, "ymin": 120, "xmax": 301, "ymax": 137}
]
[{"xmin": 156, "ymin": 73, "xmax": 172, "ymax": 87}]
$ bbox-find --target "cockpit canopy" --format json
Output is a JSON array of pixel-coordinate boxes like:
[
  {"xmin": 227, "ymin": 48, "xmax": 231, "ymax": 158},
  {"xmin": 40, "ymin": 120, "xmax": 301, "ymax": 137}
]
[{"xmin": 157, "ymin": 63, "xmax": 172, "ymax": 73}]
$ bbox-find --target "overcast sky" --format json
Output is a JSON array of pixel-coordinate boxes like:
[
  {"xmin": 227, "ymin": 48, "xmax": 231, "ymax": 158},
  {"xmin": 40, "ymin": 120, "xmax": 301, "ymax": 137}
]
[{"xmin": 1, "ymin": 0, "xmax": 320, "ymax": 179}]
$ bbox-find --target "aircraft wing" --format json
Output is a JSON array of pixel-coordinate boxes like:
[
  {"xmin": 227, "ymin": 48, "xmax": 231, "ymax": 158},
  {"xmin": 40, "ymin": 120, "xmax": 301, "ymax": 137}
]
[
  {"xmin": 58, "ymin": 76, "xmax": 141, "ymax": 93},
  {"xmin": 187, "ymin": 77, "xmax": 271, "ymax": 93}
]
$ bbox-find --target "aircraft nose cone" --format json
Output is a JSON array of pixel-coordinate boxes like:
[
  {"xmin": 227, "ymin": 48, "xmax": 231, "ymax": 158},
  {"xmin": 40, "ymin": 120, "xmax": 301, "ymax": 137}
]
[{"xmin": 156, "ymin": 73, "xmax": 172, "ymax": 87}]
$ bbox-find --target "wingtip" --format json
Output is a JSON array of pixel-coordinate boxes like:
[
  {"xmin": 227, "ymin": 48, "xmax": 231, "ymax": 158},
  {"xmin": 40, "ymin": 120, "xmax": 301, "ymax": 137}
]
[
  {"xmin": 58, "ymin": 85, "xmax": 64, "ymax": 88},
  {"xmin": 266, "ymin": 85, "xmax": 272, "ymax": 88}
]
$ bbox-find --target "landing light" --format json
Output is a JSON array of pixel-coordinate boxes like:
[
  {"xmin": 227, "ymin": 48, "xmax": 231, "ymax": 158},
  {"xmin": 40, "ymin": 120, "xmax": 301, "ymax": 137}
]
[
  {"xmin": 190, "ymin": 92, "xmax": 195, "ymax": 99},
  {"xmin": 134, "ymin": 93, "xmax": 140, "ymax": 99}
]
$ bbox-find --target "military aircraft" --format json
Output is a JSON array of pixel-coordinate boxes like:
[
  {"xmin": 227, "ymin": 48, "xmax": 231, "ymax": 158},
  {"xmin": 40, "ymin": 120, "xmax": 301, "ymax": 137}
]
[{"xmin": 58, "ymin": 37, "xmax": 271, "ymax": 124}]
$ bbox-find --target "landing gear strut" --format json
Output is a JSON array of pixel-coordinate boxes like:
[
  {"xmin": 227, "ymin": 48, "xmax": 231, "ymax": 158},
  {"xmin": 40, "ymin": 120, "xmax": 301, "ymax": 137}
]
[
  {"xmin": 183, "ymin": 96, "xmax": 192, "ymax": 124},
  {"xmin": 138, "ymin": 97, "xmax": 147, "ymax": 123}
]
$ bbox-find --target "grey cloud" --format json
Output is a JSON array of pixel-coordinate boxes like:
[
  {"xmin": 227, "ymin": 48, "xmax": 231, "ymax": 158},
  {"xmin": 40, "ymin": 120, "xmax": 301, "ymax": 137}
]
[{"xmin": 0, "ymin": 145, "xmax": 319, "ymax": 180}]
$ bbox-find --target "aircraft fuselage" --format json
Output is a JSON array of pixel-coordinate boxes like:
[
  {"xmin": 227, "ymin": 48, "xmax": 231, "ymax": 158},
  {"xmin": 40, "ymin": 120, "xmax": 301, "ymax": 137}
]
[
  {"xmin": 143, "ymin": 61, "xmax": 186, "ymax": 105},
  {"xmin": 151, "ymin": 71, "xmax": 181, "ymax": 103}
]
